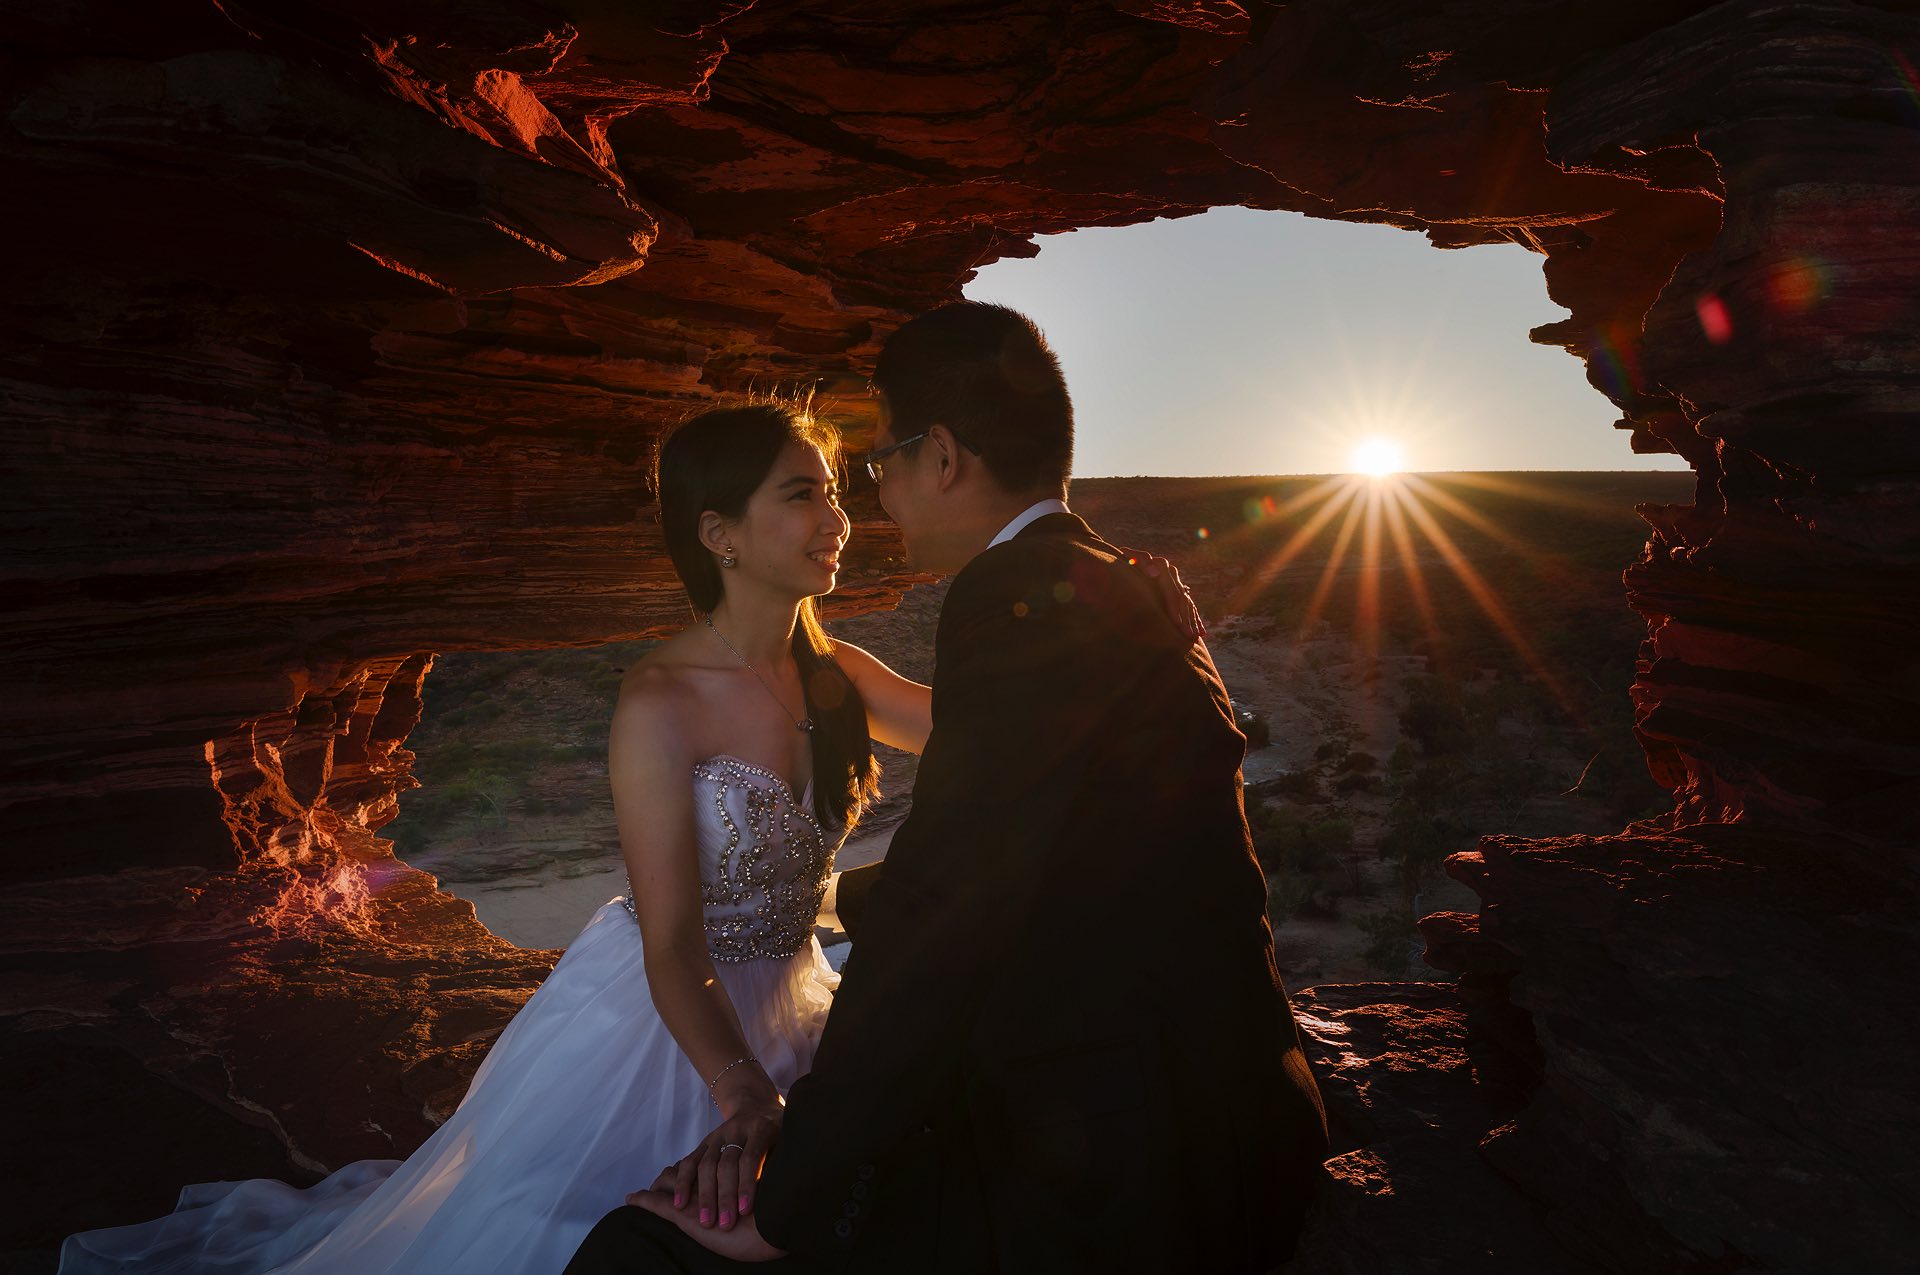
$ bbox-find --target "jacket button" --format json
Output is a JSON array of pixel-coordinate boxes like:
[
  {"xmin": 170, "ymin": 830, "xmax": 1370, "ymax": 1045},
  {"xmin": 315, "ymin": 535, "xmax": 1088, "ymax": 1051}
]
[
  {"xmin": 834, "ymin": 1219, "xmax": 854, "ymax": 1239},
  {"xmin": 844, "ymin": 1201, "xmax": 862, "ymax": 1217},
  {"xmin": 851, "ymin": 1181, "xmax": 871, "ymax": 1200},
  {"xmin": 856, "ymin": 1163, "xmax": 876, "ymax": 1180}
]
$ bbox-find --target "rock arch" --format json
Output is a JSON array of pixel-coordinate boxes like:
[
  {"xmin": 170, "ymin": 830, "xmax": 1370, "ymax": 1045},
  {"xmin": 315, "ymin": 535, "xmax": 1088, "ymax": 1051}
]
[{"xmin": 4, "ymin": 2, "xmax": 1914, "ymax": 1268}]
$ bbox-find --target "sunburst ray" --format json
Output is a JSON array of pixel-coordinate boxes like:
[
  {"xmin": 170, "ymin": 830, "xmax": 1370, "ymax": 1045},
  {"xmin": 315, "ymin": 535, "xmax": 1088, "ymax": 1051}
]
[
  {"xmin": 1393, "ymin": 488, "xmax": 1582, "ymax": 718},
  {"xmin": 1379, "ymin": 484, "xmax": 1440, "ymax": 645},
  {"xmin": 1222, "ymin": 479, "xmax": 1360, "ymax": 616}
]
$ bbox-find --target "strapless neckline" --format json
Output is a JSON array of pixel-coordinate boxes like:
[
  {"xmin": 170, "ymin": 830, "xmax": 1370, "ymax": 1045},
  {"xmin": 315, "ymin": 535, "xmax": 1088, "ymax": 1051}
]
[{"xmin": 695, "ymin": 754, "xmax": 817, "ymax": 828}]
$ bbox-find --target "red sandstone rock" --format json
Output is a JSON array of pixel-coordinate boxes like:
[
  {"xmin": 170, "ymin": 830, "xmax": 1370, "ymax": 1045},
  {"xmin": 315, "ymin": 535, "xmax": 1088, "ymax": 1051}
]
[
  {"xmin": 4, "ymin": 1, "xmax": 1917, "ymax": 1269},
  {"xmin": 1285, "ymin": 984, "xmax": 1581, "ymax": 1274},
  {"xmin": 1455, "ymin": 824, "xmax": 1920, "ymax": 1271}
]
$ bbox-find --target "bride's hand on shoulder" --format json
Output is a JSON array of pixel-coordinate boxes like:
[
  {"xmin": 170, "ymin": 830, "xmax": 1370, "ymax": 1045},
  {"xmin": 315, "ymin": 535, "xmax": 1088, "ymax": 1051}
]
[
  {"xmin": 1124, "ymin": 549, "xmax": 1206, "ymax": 643},
  {"xmin": 651, "ymin": 1065, "xmax": 785, "ymax": 1231}
]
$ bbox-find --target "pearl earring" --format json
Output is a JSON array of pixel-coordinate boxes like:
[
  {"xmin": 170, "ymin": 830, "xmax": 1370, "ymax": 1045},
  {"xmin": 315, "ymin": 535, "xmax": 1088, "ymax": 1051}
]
[{"xmin": 720, "ymin": 545, "xmax": 738, "ymax": 568}]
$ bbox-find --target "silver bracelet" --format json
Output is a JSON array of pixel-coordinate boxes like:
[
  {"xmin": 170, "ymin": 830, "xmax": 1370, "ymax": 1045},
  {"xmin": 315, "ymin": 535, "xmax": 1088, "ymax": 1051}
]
[{"xmin": 707, "ymin": 1055, "xmax": 759, "ymax": 1090}]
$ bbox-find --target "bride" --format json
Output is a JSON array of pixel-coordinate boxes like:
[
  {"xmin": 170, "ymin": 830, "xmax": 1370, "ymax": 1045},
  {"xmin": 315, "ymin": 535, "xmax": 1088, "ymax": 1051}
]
[{"xmin": 59, "ymin": 401, "xmax": 935, "ymax": 1274}]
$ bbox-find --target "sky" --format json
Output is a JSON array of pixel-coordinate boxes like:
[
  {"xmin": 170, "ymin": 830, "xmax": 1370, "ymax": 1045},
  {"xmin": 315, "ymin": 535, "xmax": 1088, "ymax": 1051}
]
[{"xmin": 964, "ymin": 206, "xmax": 1678, "ymax": 478}]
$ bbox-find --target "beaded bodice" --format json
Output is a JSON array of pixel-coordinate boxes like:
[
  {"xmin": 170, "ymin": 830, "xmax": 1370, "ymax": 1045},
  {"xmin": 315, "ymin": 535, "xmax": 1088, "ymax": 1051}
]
[{"xmin": 621, "ymin": 755, "xmax": 839, "ymax": 963}]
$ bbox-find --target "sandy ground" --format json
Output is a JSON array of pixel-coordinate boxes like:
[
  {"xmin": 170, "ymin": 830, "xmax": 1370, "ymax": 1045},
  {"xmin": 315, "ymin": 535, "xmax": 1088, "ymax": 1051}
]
[{"xmin": 449, "ymin": 865, "xmax": 630, "ymax": 950}]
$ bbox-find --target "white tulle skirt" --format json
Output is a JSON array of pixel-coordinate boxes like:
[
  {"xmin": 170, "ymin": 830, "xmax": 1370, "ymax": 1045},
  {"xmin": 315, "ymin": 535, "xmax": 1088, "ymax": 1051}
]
[{"xmin": 61, "ymin": 898, "xmax": 839, "ymax": 1275}]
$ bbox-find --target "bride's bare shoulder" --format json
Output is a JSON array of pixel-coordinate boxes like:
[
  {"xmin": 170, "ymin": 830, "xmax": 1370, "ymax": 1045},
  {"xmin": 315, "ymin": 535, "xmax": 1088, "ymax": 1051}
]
[{"xmin": 612, "ymin": 630, "xmax": 711, "ymax": 743}]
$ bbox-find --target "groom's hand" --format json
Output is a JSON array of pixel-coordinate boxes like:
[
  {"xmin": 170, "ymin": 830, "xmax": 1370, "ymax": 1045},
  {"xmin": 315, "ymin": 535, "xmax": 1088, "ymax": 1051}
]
[
  {"xmin": 626, "ymin": 1189, "xmax": 788, "ymax": 1262},
  {"xmin": 652, "ymin": 1094, "xmax": 784, "ymax": 1230}
]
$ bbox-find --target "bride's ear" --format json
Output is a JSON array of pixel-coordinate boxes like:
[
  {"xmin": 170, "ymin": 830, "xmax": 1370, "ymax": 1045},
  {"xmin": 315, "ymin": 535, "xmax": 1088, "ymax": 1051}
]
[{"xmin": 697, "ymin": 510, "xmax": 733, "ymax": 558}]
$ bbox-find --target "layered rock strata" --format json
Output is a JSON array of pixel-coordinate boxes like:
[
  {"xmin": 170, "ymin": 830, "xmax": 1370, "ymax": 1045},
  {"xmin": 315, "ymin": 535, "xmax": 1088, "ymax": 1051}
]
[
  {"xmin": 4, "ymin": 1, "xmax": 1915, "ymax": 1268},
  {"xmin": 1444, "ymin": 826, "xmax": 1918, "ymax": 1272}
]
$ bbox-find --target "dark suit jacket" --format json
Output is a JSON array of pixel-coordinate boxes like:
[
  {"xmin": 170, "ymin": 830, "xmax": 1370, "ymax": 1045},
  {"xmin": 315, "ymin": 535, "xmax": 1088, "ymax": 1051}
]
[{"xmin": 754, "ymin": 513, "xmax": 1328, "ymax": 1273}]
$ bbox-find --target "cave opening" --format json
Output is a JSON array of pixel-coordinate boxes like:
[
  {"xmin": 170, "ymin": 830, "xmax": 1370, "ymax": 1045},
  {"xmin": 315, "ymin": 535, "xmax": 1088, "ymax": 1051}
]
[{"xmin": 386, "ymin": 206, "xmax": 1694, "ymax": 987}]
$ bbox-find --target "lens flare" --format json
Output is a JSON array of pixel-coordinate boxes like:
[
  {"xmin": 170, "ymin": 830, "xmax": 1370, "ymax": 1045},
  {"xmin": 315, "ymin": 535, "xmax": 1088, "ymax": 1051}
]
[
  {"xmin": 1589, "ymin": 326, "xmax": 1644, "ymax": 400},
  {"xmin": 1890, "ymin": 48, "xmax": 1920, "ymax": 124},
  {"xmin": 1695, "ymin": 294, "xmax": 1734, "ymax": 345},
  {"xmin": 1765, "ymin": 257, "xmax": 1831, "ymax": 314}
]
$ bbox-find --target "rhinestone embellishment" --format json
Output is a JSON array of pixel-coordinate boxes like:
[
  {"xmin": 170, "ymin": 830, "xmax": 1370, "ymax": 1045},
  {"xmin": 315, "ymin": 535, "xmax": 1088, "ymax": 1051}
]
[{"xmin": 619, "ymin": 757, "xmax": 837, "ymax": 962}]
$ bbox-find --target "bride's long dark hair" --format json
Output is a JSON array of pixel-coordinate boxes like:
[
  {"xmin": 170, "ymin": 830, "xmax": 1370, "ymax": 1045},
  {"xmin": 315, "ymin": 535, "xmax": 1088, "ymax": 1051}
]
[{"xmin": 653, "ymin": 401, "xmax": 880, "ymax": 831}]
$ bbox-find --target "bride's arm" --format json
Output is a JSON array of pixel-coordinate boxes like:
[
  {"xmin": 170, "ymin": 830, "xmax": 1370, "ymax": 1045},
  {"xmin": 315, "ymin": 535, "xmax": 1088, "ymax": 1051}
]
[
  {"xmin": 830, "ymin": 641, "xmax": 931, "ymax": 754},
  {"xmin": 609, "ymin": 673, "xmax": 781, "ymax": 1138}
]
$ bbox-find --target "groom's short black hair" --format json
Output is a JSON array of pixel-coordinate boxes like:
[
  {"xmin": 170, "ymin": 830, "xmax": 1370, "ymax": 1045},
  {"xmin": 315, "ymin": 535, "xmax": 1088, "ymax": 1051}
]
[{"xmin": 873, "ymin": 301, "xmax": 1073, "ymax": 494}]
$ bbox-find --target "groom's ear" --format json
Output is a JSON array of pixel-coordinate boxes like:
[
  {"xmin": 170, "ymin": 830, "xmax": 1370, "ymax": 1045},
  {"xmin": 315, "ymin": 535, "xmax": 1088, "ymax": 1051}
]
[{"xmin": 928, "ymin": 425, "xmax": 964, "ymax": 493}]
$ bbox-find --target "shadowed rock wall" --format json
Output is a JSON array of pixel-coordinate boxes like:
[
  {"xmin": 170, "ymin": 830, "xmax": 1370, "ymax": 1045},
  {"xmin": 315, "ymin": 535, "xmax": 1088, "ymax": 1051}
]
[{"xmin": 4, "ymin": 1, "xmax": 1915, "ymax": 1268}]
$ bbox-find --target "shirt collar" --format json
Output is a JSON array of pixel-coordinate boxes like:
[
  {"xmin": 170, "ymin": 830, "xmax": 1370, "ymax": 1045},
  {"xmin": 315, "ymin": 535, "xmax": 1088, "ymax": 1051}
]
[{"xmin": 988, "ymin": 498, "xmax": 1070, "ymax": 548}]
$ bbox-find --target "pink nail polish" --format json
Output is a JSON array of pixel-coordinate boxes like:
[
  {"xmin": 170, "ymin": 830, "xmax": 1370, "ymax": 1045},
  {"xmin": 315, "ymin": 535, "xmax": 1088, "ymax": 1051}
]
[
  {"xmin": 674, "ymin": 1193, "xmax": 685, "ymax": 1208},
  {"xmin": 739, "ymin": 1195, "xmax": 751, "ymax": 1213},
  {"xmin": 720, "ymin": 1212, "xmax": 733, "ymax": 1228},
  {"xmin": 700, "ymin": 1208, "xmax": 711, "ymax": 1225}
]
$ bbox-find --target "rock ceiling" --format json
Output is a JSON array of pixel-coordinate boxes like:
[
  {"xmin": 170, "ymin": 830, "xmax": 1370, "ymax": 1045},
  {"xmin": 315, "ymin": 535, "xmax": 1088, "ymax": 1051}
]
[{"xmin": 4, "ymin": 1, "xmax": 1916, "ymax": 1268}]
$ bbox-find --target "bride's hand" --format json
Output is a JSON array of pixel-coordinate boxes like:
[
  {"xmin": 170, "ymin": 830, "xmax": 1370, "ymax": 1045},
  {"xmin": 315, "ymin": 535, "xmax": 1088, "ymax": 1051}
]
[
  {"xmin": 1128, "ymin": 550, "xmax": 1206, "ymax": 642},
  {"xmin": 653, "ymin": 1080, "xmax": 785, "ymax": 1230},
  {"xmin": 626, "ymin": 1189, "xmax": 787, "ymax": 1262}
]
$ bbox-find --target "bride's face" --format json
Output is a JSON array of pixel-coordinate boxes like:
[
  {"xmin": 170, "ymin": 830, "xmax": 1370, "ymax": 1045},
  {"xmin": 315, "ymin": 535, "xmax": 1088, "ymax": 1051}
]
[{"xmin": 713, "ymin": 439, "xmax": 848, "ymax": 599}]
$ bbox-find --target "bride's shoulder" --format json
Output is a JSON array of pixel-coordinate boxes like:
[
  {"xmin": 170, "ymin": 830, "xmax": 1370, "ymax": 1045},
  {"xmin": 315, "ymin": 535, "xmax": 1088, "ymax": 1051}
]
[
  {"xmin": 608, "ymin": 656, "xmax": 704, "ymax": 778},
  {"xmin": 612, "ymin": 635, "xmax": 707, "ymax": 721}
]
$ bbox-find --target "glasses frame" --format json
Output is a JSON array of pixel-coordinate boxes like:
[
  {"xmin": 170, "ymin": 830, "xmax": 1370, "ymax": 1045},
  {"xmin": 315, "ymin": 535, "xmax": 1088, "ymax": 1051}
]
[
  {"xmin": 861, "ymin": 429, "xmax": 980, "ymax": 483},
  {"xmin": 862, "ymin": 431, "xmax": 931, "ymax": 483}
]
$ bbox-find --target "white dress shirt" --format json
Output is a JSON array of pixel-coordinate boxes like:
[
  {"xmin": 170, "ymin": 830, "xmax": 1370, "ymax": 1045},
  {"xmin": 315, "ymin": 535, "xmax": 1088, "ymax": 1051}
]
[{"xmin": 987, "ymin": 498, "xmax": 1070, "ymax": 548}]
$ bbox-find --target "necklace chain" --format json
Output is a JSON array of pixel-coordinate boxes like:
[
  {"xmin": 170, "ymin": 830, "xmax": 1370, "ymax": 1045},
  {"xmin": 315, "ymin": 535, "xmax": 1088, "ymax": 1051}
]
[{"xmin": 704, "ymin": 614, "xmax": 814, "ymax": 734}]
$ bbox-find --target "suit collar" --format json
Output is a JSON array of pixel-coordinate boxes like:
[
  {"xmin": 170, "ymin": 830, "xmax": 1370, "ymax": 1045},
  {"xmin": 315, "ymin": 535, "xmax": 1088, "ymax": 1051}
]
[
  {"xmin": 988, "ymin": 498, "xmax": 1071, "ymax": 547},
  {"xmin": 1013, "ymin": 509, "xmax": 1093, "ymax": 542}
]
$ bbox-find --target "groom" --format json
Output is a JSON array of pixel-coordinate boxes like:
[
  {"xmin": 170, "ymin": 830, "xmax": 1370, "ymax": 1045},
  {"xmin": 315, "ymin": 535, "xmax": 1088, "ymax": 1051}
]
[{"xmin": 568, "ymin": 302, "xmax": 1329, "ymax": 1272}]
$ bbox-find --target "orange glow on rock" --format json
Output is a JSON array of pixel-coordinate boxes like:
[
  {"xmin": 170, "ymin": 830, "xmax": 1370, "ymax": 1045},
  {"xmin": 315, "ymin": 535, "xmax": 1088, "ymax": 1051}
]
[{"xmin": 1765, "ymin": 257, "xmax": 1831, "ymax": 313}]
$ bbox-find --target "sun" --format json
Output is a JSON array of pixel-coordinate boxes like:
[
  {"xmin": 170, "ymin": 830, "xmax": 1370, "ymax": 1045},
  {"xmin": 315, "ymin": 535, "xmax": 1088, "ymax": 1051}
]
[{"xmin": 1350, "ymin": 437, "xmax": 1406, "ymax": 478}]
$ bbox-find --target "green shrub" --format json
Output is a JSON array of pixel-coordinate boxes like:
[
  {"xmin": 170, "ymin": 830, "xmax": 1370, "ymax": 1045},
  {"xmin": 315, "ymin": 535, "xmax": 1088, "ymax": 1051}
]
[
  {"xmin": 1354, "ymin": 910, "xmax": 1419, "ymax": 976},
  {"xmin": 1338, "ymin": 750, "xmax": 1378, "ymax": 774},
  {"xmin": 1253, "ymin": 809, "xmax": 1353, "ymax": 874},
  {"xmin": 1268, "ymin": 769, "xmax": 1324, "ymax": 803},
  {"xmin": 1267, "ymin": 874, "xmax": 1313, "ymax": 923},
  {"xmin": 1398, "ymin": 676, "xmax": 1471, "ymax": 756}
]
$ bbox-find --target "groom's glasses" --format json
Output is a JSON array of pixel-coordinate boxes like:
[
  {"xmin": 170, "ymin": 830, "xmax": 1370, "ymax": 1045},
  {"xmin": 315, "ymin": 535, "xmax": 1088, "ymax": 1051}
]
[
  {"xmin": 862, "ymin": 432, "xmax": 930, "ymax": 483},
  {"xmin": 861, "ymin": 430, "xmax": 979, "ymax": 483}
]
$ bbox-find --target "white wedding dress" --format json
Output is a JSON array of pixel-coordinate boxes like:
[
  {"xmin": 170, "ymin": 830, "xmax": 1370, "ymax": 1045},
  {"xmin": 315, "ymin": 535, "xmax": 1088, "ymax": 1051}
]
[{"xmin": 62, "ymin": 756, "xmax": 843, "ymax": 1275}]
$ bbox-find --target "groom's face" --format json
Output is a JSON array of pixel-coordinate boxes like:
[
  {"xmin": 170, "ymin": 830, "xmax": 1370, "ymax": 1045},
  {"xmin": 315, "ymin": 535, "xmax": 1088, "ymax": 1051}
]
[{"xmin": 872, "ymin": 396, "xmax": 934, "ymax": 563}]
